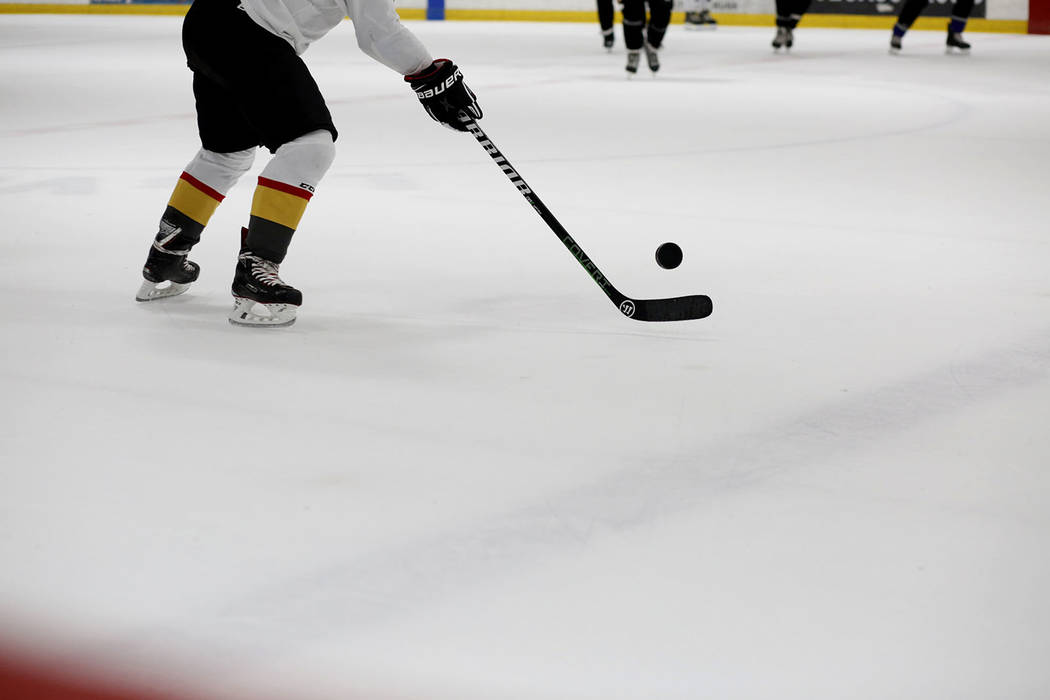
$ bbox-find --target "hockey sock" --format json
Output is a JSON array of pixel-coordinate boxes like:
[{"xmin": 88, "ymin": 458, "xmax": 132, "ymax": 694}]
[
  {"xmin": 155, "ymin": 147, "xmax": 255, "ymax": 252},
  {"xmin": 245, "ymin": 130, "xmax": 335, "ymax": 263},
  {"xmin": 893, "ymin": 22, "xmax": 908, "ymax": 37},
  {"xmin": 157, "ymin": 172, "xmax": 223, "ymax": 253},
  {"xmin": 948, "ymin": 15, "xmax": 968, "ymax": 32}
]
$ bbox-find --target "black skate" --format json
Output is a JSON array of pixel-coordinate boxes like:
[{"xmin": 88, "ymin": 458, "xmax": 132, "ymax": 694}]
[
  {"xmin": 602, "ymin": 28, "xmax": 614, "ymax": 51},
  {"xmin": 772, "ymin": 26, "xmax": 793, "ymax": 50},
  {"xmin": 644, "ymin": 41, "xmax": 660, "ymax": 72},
  {"xmin": 229, "ymin": 251, "xmax": 302, "ymax": 327},
  {"xmin": 136, "ymin": 237, "xmax": 200, "ymax": 302},
  {"xmin": 946, "ymin": 31, "xmax": 971, "ymax": 52},
  {"xmin": 889, "ymin": 34, "xmax": 903, "ymax": 53},
  {"xmin": 684, "ymin": 10, "xmax": 717, "ymax": 29},
  {"xmin": 626, "ymin": 50, "xmax": 641, "ymax": 76}
]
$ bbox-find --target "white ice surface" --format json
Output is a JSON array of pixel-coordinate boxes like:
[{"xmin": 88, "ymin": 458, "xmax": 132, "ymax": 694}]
[{"xmin": 1, "ymin": 15, "xmax": 1049, "ymax": 700}]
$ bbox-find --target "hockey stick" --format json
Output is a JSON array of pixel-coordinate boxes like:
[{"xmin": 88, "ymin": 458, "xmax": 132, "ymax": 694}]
[{"xmin": 459, "ymin": 114, "xmax": 712, "ymax": 322}]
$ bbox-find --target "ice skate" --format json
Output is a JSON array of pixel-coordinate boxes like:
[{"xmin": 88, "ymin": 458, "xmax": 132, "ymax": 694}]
[
  {"xmin": 644, "ymin": 41, "xmax": 660, "ymax": 73},
  {"xmin": 684, "ymin": 10, "xmax": 717, "ymax": 29},
  {"xmin": 602, "ymin": 28, "xmax": 614, "ymax": 51},
  {"xmin": 229, "ymin": 250, "xmax": 301, "ymax": 328},
  {"xmin": 889, "ymin": 34, "xmax": 903, "ymax": 54},
  {"xmin": 772, "ymin": 26, "xmax": 793, "ymax": 51},
  {"xmin": 625, "ymin": 50, "xmax": 641, "ymax": 76},
  {"xmin": 946, "ymin": 31, "xmax": 971, "ymax": 52},
  {"xmin": 136, "ymin": 236, "xmax": 200, "ymax": 302}
]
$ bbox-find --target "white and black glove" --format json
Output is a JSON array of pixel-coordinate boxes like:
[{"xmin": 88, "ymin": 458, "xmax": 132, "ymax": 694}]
[{"xmin": 405, "ymin": 59, "xmax": 482, "ymax": 132}]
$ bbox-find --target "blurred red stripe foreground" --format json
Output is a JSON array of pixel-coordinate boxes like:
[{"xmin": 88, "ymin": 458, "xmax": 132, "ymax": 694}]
[{"xmin": 0, "ymin": 649, "xmax": 195, "ymax": 700}]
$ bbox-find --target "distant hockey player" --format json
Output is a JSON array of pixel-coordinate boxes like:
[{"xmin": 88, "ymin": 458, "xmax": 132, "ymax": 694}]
[
  {"xmin": 622, "ymin": 0, "xmax": 673, "ymax": 75},
  {"xmin": 683, "ymin": 0, "xmax": 717, "ymax": 29},
  {"xmin": 771, "ymin": 0, "xmax": 811, "ymax": 50},
  {"xmin": 890, "ymin": 0, "xmax": 975, "ymax": 53},
  {"xmin": 597, "ymin": 0, "xmax": 616, "ymax": 50},
  {"xmin": 135, "ymin": 0, "xmax": 482, "ymax": 327}
]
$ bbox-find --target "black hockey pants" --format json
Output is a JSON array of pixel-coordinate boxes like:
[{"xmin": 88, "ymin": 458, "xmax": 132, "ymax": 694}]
[{"xmin": 622, "ymin": 0, "xmax": 672, "ymax": 50}]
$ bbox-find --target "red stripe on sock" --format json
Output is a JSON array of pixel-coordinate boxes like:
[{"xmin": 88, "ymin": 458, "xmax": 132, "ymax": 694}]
[
  {"xmin": 178, "ymin": 172, "xmax": 224, "ymax": 202},
  {"xmin": 257, "ymin": 176, "xmax": 313, "ymax": 200}
]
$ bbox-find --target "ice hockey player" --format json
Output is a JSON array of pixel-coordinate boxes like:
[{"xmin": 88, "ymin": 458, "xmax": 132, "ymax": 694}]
[
  {"xmin": 890, "ymin": 0, "xmax": 975, "ymax": 53},
  {"xmin": 622, "ymin": 0, "xmax": 673, "ymax": 75},
  {"xmin": 771, "ymin": 0, "xmax": 811, "ymax": 50},
  {"xmin": 135, "ymin": 0, "xmax": 482, "ymax": 327},
  {"xmin": 683, "ymin": 0, "xmax": 717, "ymax": 29}
]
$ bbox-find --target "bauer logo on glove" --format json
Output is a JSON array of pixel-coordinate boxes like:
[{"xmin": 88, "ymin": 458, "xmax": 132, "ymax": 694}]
[{"xmin": 405, "ymin": 59, "xmax": 482, "ymax": 132}]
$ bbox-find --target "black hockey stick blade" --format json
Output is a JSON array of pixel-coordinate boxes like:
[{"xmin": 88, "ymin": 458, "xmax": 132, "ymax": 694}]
[
  {"xmin": 460, "ymin": 113, "xmax": 713, "ymax": 322},
  {"xmin": 628, "ymin": 294, "xmax": 713, "ymax": 322}
]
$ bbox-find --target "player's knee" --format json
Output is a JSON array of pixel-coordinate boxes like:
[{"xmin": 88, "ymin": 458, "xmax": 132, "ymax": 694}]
[
  {"xmin": 265, "ymin": 130, "xmax": 336, "ymax": 192},
  {"xmin": 285, "ymin": 129, "xmax": 336, "ymax": 173},
  {"xmin": 186, "ymin": 147, "xmax": 256, "ymax": 194},
  {"xmin": 208, "ymin": 147, "xmax": 256, "ymax": 174}
]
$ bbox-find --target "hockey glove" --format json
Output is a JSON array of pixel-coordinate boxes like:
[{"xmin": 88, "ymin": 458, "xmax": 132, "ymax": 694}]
[{"xmin": 405, "ymin": 59, "xmax": 482, "ymax": 132}]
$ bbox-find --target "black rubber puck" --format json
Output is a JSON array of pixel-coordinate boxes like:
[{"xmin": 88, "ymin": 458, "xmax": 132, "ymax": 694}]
[{"xmin": 655, "ymin": 242, "xmax": 683, "ymax": 269}]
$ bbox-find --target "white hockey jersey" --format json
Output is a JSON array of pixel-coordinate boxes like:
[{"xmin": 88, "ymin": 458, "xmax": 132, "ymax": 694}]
[{"xmin": 239, "ymin": 0, "xmax": 433, "ymax": 75}]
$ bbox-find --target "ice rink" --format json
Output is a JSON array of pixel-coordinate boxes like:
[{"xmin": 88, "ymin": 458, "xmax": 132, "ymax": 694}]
[{"xmin": 2, "ymin": 13, "xmax": 1049, "ymax": 700}]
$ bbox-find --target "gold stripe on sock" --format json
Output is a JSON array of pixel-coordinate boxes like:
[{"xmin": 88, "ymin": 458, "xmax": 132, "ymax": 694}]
[
  {"xmin": 250, "ymin": 178, "xmax": 311, "ymax": 231},
  {"xmin": 168, "ymin": 173, "xmax": 223, "ymax": 226}
]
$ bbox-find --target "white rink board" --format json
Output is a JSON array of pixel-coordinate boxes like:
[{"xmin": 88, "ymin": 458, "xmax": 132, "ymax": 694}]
[{"xmin": 2, "ymin": 0, "xmax": 1032, "ymax": 20}]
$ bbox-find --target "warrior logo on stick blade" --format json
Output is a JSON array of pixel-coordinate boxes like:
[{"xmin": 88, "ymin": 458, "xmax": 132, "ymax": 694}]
[{"xmin": 619, "ymin": 301, "xmax": 637, "ymax": 317}]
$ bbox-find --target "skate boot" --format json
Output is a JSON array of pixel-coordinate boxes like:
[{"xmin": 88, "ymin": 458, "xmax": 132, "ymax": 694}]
[
  {"xmin": 136, "ymin": 228, "xmax": 200, "ymax": 302},
  {"xmin": 946, "ymin": 31, "xmax": 971, "ymax": 52},
  {"xmin": 644, "ymin": 41, "xmax": 661, "ymax": 73},
  {"xmin": 889, "ymin": 34, "xmax": 903, "ymax": 53},
  {"xmin": 229, "ymin": 250, "xmax": 302, "ymax": 327},
  {"xmin": 642, "ymin": 41, "xmax": 659, "ymax": 72},
  {"xmin": 685, "ymin": 10, "xmax": 717, "ymax": 29},
  {"xmin": 602, "ymin": 28, "xmax": 614, "ymax": 51},
  {"xmin": 772, "ymin": 26, "xmax": 793, "ymax": 50},
  {"xmin": 626, "ymin": 50, "xmax": 641, "ymax": 76}
]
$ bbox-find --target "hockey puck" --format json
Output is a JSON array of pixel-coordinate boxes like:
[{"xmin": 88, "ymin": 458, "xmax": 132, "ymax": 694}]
[{"xmin": 655, "ymin": 242, "xmax": 683, "ymax": 270}]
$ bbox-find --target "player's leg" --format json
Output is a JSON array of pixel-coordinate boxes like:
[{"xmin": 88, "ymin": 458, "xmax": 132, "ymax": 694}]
[
  {"xmin": 208, "ymin": 12, "xmax": 337, "ymax": 325},
  {"xmin": 773, "ymin": 0, "xmax": 811, "ymax": 49},
  {"xmin": 229, "ymin": 129, "xmax": 335, "ymax": 326},
  {"xmin": 597, "ymin": 0, "xmax": 616, "ymax": 49},
  {"xmin": 622, "ymin": 0, "xmax": 645, "ymax": 74},
  {"xmin": 137, "ymin": 0, "xmax": 258, "ymax": 301},
  {"xmin": 891, "ymin": 0, "xmax": 931, "ymax": 51},
  {"xmin": 946, "ymin": 0, "xmax": 974, "ymax": 50},
  {"xmin": 138, "ymin": 143, "xmax": 255, "ymax": 301},
  {"xmin": 644, "ymin": 0, "xmax": 673, "ymax": 72}
]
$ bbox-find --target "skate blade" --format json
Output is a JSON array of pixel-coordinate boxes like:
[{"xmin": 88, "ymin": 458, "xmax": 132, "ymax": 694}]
[
  {"xmin": 228, "ymin": 297, "xmax": 298, "ymax": 328},
  {"xmin": 136, "ymin": 279, "xmax": 191, "ymax": 302}
]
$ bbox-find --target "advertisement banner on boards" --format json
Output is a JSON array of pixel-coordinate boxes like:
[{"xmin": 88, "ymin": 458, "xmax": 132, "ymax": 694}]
[{"xmin": 808, "ymin": 0, "xmax": 986, "ymax": 18}]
